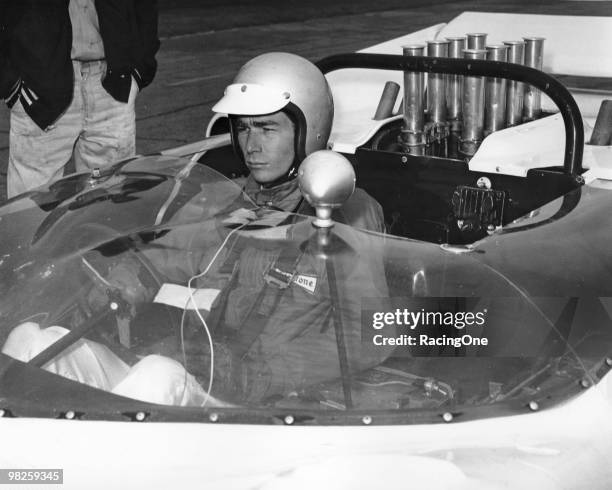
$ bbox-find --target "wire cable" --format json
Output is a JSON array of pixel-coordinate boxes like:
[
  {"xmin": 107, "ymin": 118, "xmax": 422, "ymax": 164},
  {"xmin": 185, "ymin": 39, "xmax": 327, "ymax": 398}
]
[{"xmin": 181, "ymin": 221, "xmax": 248, "ymax": 407}]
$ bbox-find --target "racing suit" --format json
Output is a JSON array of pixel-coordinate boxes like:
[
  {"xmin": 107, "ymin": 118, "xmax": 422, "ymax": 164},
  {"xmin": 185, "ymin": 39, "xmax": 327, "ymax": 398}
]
[
  {"xmin": 147, "ymin": 175, "xmax": 390, "ymax": 404},
  {"xmin": 241, "ymin": 174, "xmax": 385, "ymax": 232}
]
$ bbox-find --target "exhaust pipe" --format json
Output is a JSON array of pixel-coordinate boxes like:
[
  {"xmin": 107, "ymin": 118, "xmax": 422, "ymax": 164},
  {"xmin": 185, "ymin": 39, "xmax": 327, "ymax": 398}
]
[
  {"xmin": 590, "ymin": 100, "xmax": 612, "ymax": 146},
  {"xmin": 467, "ymin": 33, "xmax": 487, "ymax": 50},
  {"xmin": 373, "ymin": 81, "xmax": 400, "ymax": 120},
  {"xmin": 522, "ymin": 37, "xmax": 545, "ymax": 122},
  {"xmin": 484, "ymin": 44, "xmax": 508, "ymax": 137},
  {"xmin": 460, "ymin": 49, "xmax": 487, "ymax": 156},
  {"xmin": 400, "ymin": 44, "xmax": 426, "ymax": 155},
  {"xmin": 504, "ymin": 40, "xmax": 525, "ymax": 127},
  {"xmin": 425, "ymin": 40, "xmax": 450, "ymax": 142},
  {"xmin": 446, "ymin": 37, "xmax": 466, "ymax": 133}
]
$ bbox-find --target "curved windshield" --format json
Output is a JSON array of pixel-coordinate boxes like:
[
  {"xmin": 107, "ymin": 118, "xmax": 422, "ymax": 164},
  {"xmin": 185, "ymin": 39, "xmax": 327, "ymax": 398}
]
[{"xmin": 1, "ymin": 155, "xmax": 611, "ymax": 423}]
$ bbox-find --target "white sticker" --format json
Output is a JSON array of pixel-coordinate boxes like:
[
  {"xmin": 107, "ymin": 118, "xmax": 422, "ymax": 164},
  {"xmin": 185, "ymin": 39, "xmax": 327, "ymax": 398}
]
[
  {"xmin": 222, "ymin": 208, "xmax": 288, "ymax": 227},
  {"xmin": 293, "ymin": 274, "xmax": 317, "ymax": 294},
  {"xmin": 239, "ymin": 225, "xmax": 289, "ymax": 240},
  {"xmin": 222, "ymin": 208, "xmax": 257, "ymax": 225},
  {"xmin": 221, "ymin": 208, "xmax": 291, "ymax": 239},
  {"xmin": 153, "ymin": 283, "xmax": 220, "ymax": 310}
]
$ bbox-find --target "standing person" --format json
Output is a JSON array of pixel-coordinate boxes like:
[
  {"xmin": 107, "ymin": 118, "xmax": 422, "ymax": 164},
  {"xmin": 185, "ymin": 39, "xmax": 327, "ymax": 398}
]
[{"xmin": 0, "ymin": 0, "xmax": 160, "ymax": 198}]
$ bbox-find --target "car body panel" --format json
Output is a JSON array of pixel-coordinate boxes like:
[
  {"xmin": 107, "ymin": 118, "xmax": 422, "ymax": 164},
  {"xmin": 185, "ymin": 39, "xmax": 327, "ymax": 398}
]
[{"xmin": 1, "ymin": 373, "xmax": 612, "ymax": 489}]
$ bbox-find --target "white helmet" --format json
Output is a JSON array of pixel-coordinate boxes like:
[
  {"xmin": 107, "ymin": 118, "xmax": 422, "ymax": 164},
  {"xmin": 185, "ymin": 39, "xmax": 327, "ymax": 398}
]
[{"xmin": 212, "ymin": 52, "xmax": 334, "ymax": 162}]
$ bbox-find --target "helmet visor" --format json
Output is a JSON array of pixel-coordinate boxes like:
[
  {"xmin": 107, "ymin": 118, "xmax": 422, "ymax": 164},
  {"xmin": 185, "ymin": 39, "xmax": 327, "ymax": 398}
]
[{"xmin": 212, "ymin": 83, "xmax": 291, "ymax": 116}]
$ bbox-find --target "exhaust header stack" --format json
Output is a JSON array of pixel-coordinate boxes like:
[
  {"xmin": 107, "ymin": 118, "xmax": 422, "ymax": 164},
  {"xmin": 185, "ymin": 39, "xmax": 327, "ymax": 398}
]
[
  {"xmin": 446, "ymin": 36, "xmax": 466, "ymax": 134},
  {"xmin": 425, "ymin": 40, "xmax": 450, "ymax": 143},
  {"xmin": 392, "ymin": 30, "xmax": 546, "ymax": 159},
  {"xmin": 484, "ymin": 44, "xmax": 509, "ymax": 137},
  {"xmin": 523, "ymin": 37, "xmax": 545, "ymax": 122},
  {"xmin": 504, "ymin": 40, "xmax": 525, "ymax": 127},
  {"xmin": 400, "ymin": 45, "xmax": 427, "ymax": 155},
  {"xmin": 460, "ymin": 48, "xmax": 487, "ymax": 156}
]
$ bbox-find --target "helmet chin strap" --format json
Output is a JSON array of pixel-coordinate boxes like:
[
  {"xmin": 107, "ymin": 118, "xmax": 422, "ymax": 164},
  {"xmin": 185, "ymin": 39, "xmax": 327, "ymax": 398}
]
[{"xmin": 260, "ymin": 156, "xmax": 300, "ymax": 189}]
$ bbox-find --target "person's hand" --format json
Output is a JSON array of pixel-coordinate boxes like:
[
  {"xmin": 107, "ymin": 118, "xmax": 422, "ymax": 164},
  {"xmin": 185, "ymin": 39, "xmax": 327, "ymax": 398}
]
[
  {"xmin": 84, "ymin": 256, "xmax": 152, "ymax": 313},
  {"xmin": 179, "ymin": 338, "xmax": 239, "ymax": 395},
  {"xmin": 106, "ymin": 260, "xmax": 150, "ymax": 304}
]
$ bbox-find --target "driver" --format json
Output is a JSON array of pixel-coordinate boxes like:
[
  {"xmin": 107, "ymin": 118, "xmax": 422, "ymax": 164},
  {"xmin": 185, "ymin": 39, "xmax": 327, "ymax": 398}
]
[
  {"xmin": 151, "ymin": 52, "xmax": 390, "ymax": 403},
  {"xmin": 213, "ymin": 52, "xmax": 384, "ymax": 232},
  {"xmin": 3, "ymin": 53, "xmax": 390, "ymax": 407}
]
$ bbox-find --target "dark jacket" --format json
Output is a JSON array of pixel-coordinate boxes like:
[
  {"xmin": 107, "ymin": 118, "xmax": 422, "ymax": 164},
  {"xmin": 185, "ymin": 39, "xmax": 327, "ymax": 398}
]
[{"xmin": 0, "ymin": 0, "xmax": 159, "ymax": 130}]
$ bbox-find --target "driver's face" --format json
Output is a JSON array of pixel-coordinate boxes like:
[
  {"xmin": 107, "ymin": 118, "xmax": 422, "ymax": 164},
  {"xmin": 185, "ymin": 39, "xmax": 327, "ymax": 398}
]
[{"xmin": 235, "ymin": 112, "xmax": 295, "ymax": 184}]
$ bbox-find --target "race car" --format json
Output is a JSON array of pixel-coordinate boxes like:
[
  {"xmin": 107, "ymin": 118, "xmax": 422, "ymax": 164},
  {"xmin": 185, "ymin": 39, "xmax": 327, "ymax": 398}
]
[{"xmin": 1, "ymin": 11, "xmax": 612, "ymax": 490}]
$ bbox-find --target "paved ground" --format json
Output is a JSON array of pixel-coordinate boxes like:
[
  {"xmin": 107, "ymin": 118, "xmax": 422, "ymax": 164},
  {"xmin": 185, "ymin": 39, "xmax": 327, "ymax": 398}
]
[{"xmin": 0, "ymin": 0, "xmax": 610, "ymax": 200}]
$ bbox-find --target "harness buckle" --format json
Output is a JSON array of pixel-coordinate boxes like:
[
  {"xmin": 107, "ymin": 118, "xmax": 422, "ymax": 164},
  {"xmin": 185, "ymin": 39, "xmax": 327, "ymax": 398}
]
[{"xmin": 263, "ymin": 265, "xmax": 295, "ymax": 289}]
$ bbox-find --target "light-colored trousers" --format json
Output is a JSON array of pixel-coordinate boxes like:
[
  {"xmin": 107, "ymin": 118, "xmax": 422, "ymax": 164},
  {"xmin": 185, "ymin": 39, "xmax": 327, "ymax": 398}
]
[
  {"xmin": 1, "ymin": 322, "xmax": 229, "ymax": 407},
  {"xmin": 7, "ymin": 60, "xmax": 137, "ymax": 198}
]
